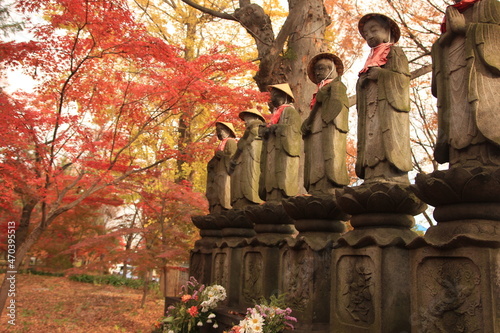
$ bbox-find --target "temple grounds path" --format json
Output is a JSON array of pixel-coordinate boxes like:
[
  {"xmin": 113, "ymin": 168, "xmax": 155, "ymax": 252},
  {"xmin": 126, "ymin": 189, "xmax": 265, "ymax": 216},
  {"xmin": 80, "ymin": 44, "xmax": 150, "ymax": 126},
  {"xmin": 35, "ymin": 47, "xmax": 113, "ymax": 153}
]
[{"xmin": 0, "ymin": 273, "xmax": 164, "ymax": 333}]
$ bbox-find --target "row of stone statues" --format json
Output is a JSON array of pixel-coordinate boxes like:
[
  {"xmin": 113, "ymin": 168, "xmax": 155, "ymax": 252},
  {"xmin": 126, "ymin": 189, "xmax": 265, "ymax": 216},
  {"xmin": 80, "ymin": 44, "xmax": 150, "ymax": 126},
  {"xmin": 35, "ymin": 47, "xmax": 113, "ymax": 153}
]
[{"xmin": 206, "ymin": 8, "xmax": 500, "ymax": 214}]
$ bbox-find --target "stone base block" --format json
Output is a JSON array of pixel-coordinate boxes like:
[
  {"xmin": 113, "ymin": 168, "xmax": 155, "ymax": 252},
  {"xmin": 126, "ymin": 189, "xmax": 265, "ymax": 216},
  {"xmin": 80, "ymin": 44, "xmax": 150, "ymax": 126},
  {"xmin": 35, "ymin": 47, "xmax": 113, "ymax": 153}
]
[
  {"xmin": 331, "ymin": 246, "xmax": 412, "ymax": 333},
  {"xmin": 411, "ymin": 246, "xmax": 500, "ymax": 333}
]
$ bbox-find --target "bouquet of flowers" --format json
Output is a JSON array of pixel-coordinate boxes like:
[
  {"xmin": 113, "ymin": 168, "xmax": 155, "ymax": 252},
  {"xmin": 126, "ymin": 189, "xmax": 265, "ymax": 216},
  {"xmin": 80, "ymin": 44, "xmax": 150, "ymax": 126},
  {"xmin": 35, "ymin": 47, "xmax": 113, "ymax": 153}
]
[
  {"xmin": 163, "ymin": 276, "xmax": 226, "ymax": 333},
  {"xmin": 225, "ymin": 295, "xmax": 297, "ymax": 333}
]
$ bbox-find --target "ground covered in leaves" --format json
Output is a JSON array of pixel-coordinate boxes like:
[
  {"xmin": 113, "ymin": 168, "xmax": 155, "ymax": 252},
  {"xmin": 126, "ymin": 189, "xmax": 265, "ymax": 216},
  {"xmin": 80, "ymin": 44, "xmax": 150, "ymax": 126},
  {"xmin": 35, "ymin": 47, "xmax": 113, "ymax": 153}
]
[{"xmin": 0, "ymin": 273, "xmax": 164, "ymax": 333}]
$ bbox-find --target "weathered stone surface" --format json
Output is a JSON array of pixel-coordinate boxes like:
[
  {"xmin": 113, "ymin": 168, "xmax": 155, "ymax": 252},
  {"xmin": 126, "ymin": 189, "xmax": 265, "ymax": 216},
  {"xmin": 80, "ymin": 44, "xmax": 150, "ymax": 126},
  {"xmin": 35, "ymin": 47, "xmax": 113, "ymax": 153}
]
[
  {"xmin": 280, "ymin": 240, "xmax": 333, "ymax": 333},
  {"xmin": 415, "ymin": 166, "xmax": 500, "ymax": 245},
  {"xmin": 336, "ymin": 183, "xmax": 426, "ymax": 217},
  {"xmin": 415, "ymin": 167, "xmax": 500, "ymax": 207},
  {"xmin": 190, "ymin": 215, "xmax": 222, "ymax": 286},
  {"xmin": 411, "ymin": 246, "xmax": 500, "ymax": 333},
  {"xmin": 431, "ymin": 0, "xmax": 500, "ymax": 168},
  {"xmin": 245, "ymin": 202, "xmax": 296, "ymax": 246},
  {"xmin": 303, "ymin": 53, "xmax": 350, "ymax": 196},
  {"xmin": 331, "ymin": 246, "xmax": 412, "ymax": 333}
]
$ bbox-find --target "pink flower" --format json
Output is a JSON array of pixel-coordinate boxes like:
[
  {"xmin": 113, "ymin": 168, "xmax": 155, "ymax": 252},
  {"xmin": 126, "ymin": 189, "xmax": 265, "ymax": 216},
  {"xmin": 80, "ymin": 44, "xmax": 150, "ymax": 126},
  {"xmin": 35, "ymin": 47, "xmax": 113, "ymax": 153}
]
[{"xmin": 188, "ymin": 306, "xmax": 199, "ymax": 317}]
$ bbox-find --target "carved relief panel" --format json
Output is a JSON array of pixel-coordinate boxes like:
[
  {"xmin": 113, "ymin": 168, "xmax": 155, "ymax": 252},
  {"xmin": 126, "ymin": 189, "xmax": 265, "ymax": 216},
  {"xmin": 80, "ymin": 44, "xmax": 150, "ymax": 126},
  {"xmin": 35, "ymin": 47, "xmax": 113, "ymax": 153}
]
[
  {"xmin": 213, "ymin": 252, "xmax": 228, "ymax": 289},
  {"xmin": 414, "ymin": 257, "xmax": 482, "ymax": 333},
  {"xmin": 336, "ymin": 255, "xmax": 375, "ymax": 325},
  {"xmin": 282, "ymin": 248, "xmax": 313, "ymax": 312},
  {"xmin": 242, "ymin": 251, "xmax": 264, "ymax": 302}
]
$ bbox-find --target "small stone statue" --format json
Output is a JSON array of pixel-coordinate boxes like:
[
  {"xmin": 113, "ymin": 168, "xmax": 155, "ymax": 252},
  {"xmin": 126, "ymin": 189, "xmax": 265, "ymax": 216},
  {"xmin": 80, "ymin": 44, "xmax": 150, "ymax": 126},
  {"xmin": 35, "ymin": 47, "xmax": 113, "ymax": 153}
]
[
  {"xmin": 259, "ymin": 83, "xmax": 301, "ymax": 203},
  {"xmin": 302, "ymin": 53, "xmax": 350, "ymax": 195},
  {"xmin": 432, "ymin": 0, "xmax": 500, "ymax": 168},
  {"xmin": 356, "ymin": 13, "xmax": 412, "ymax": 184},
  {"xmin": 229, "ymin": 109, "xmax": 265, "ymax": 209},
  {"xmin": 206, "ymin": 122, "xmax": 237, "ymax": 214}
]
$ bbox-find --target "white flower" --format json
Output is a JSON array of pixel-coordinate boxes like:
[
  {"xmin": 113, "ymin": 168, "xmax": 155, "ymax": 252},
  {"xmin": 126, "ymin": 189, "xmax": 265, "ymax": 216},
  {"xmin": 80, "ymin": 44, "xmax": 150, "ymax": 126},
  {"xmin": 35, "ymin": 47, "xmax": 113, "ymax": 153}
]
[
  {"xmin": 248, "ymin": 311, "xmax": 264, "ymax": 328},
  {"xmin": 168, "ymin": 331, "xmax": 174, "ymax": 333},
  {"xmin": 250, "ymin": 322, "xmax": 263, "ymax": 333},
  {"xmin": 239, "ymin": 318, "xmax": 248, "ymax": 329},
  {"xmin": 213, "ymin": 323, "xmax": 218, "ymax": 328},
  {"xmin": 208, "ymin": 313, "xmax": 216, "ymax": 319},
  {"xmin": 197, "ymin": 321, "xmax": 203, "ymax": 327},
  {"xmin": 207, "ymin": 319, "xmax": 212, "ymax": 323}
]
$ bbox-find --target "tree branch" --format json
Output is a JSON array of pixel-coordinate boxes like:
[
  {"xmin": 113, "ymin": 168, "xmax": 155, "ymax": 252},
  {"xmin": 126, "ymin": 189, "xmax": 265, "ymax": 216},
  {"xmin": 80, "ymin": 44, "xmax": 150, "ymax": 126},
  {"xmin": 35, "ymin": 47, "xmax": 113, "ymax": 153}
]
[{"xmin": 178, "ymin": 0, "xmax": 236, "ymax": 21}]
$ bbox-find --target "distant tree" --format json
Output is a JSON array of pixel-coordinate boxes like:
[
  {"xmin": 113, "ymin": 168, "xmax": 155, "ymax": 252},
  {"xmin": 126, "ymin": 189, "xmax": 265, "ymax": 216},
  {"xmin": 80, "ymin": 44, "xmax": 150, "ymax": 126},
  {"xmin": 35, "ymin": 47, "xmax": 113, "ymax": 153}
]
[{"xmin": 0, "ymin": 0, "xmax": 22, "ymax": 37}]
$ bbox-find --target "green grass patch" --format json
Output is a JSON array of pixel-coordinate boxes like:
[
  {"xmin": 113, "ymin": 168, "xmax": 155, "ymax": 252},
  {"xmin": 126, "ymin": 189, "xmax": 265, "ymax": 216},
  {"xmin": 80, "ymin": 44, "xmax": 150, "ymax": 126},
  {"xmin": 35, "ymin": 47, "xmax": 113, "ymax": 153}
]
[{"xmin": 68, "ymin": 273, "xmax": 158, "ymax": 290}]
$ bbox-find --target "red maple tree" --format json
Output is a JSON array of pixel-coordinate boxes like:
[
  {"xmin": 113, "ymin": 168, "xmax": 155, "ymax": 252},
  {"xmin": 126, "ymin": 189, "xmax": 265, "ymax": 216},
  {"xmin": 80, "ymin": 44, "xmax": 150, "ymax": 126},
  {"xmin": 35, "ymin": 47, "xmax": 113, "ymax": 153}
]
[{"xmin": 0, "ymin": 0, "xmax": 263, "ymax": 315}]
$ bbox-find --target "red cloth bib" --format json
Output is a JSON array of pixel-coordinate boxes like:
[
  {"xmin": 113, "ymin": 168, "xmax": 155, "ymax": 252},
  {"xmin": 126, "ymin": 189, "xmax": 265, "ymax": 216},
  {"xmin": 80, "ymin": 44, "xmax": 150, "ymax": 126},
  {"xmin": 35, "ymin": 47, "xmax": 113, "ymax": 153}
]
[
  {"xmin": 217, "ymin": 137, "xmax": 229, "ymax": 151},
  {"xmin": 359, "ymin": 43, "xmax": 393, "ymax": 74},
  {"xmin": 269, "ymin": 104, "xmax": 292, "ymax": 125},
  {"xmin": 310, "ymin": 79, "xmax": 333, "ymax": 110}
]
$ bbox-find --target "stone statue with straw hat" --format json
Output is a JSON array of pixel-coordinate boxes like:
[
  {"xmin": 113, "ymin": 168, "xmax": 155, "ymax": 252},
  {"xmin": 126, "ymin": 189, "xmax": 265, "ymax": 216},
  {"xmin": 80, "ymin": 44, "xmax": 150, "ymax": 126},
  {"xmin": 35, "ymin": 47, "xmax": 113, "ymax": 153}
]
[
  {"xmin": 229, "ymin": 108, "xmax": 265, "ymax": 208},
  {"xmin": 431, "ymin": 0, "xmax": 500, "ymax": 168},
  {"xmin": 259, "ymin": 83, "xmax": 301, "ymax": 203},
  {"xmin": 302, "ymin": 52, "xmax": 350, "ymax": 195},
  {"xmin": 206, "ymin": 121, "xmax": 237, "ymax": 214},
  {"xmin": 356, "ymin": 13, "xmax": 412, "ymax": 184}
]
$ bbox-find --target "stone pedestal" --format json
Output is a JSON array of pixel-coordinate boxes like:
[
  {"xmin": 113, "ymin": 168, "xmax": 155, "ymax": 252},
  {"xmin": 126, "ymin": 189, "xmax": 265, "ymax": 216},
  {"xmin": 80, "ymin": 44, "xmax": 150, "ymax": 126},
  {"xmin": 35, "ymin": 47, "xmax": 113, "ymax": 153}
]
[
  {"xmin": 239, "ymin": 203, "xmax": 295, "ymax": 308},
  {"xmin": 332, "ymin": 245, "xmax": 413, "ymax": 333},
  {"xmin": 212, "ymin": 209, "xmax": 255, "ymax": 307},
  {"xmin": 190, "ymin": 214, "xmax": 222, "ymax": 285},
  {"xmin": 282, "ymin": 195, "xmax": 349, "ymax": 244},
  {"xmin": 415, "ymin": 166, "xmax": 500, "ymax": 245},
  {"xmin": 336, "ymin": 183, "xmax": 426, "ymax": 247},
  {"xmin": 410, "ymin": 245, "xmax": 500, "ymax": 333},
  {"xmin": 280, "ymin": 195, "xmax": 349, "ymax": 333},
  {"xmin": 413, "ymin": 166, "xmax": 500, "ymax": 332},
  {"xmin": 333, "ymin": 183, "xmax": 427, "ymax": 332}
]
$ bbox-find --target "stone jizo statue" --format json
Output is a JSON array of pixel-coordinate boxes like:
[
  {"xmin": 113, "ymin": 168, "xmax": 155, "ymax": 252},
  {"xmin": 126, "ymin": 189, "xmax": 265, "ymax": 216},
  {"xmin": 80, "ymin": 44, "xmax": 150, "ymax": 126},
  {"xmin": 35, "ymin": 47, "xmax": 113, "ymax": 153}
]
[
  {"xmin": 259, "ymin": 83, "xmax": 301, "ymax": 203},
  {"xmin": 356, "ymin": 13, "xmax": 412, "ymax": 184},
  {"xmin": 302, "ymin": 53, "xmax": 350, "ymax": 195},
  {"xmin": 432, "ymin": 0, "xmax": 500, "ymax": 168},
  {"xmin": 230, "ymin": 108, "xmax": 265, "ymax": 209},
  {"xmin": 206, "ymin": 121, "xmax": 237, "ymax": 214}
]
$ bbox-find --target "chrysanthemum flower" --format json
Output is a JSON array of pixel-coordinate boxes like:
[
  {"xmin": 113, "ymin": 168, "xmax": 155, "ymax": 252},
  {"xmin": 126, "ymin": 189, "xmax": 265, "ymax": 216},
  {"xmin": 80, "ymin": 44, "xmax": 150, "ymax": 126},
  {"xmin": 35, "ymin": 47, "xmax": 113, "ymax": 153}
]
[{"xmin": 188, "ymin": 305, "xmax": 199, "ymax": 317}]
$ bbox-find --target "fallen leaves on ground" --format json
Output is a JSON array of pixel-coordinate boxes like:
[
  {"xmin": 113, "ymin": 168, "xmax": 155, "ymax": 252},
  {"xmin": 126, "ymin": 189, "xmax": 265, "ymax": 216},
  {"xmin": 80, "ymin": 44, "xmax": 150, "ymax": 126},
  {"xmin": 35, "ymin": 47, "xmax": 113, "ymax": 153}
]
[{"xmin": 0, "ymin": 273, "xmax": 164, "ymax": 333}]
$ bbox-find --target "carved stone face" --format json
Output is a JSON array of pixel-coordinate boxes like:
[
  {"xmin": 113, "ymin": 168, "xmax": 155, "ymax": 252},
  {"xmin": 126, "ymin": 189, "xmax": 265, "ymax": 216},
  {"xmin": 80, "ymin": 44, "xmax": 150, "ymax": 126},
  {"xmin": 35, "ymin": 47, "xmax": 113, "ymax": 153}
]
[
  {"xmin": 362, "ymin": 19, "xmax": 391, "ymax": 48},
  {"xmin": 314, "ymin": 58, "xmax": 338, "ymax": 82},
  {"xmin": 216, "ymin": 124, "xmax": 230, "ymax": 140},
  {"xmin": 242, "ymin": 114, "xmax": 258, "ymax": 124},
  {"xmin": 270, "ymin": 88, "xmax": 288, "ymax": 109}
]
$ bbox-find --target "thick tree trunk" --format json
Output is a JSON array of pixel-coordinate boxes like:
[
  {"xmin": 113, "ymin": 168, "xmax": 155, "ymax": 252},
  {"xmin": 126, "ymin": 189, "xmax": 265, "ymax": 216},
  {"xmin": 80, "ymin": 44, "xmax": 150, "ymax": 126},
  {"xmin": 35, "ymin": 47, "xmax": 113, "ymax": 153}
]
[
  {"xmin": 233, "ymin": 0, "xmax": 329, "ymax": 118},
  {"xmin": 285, "ymin": 0, "xmax": 330, "ymax": 118},
  {"xmin": 140, "ymin": 270, "xmax": 151, "ymax": 309},
  {"xmin": 180, "ymin": 0, "xmax": 330, "ymax": 118},
  {"xmin": 14, "ymin": 198, "xmax": 38, "ymax": 250}
]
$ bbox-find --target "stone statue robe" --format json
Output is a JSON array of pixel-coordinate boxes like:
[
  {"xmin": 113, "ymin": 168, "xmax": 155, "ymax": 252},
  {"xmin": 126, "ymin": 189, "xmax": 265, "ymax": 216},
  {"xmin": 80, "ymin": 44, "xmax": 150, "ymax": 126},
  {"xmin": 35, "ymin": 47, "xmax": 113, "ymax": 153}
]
[
  {"xmin": 356, "ymin": 45, "xmax": 412, "ymax": 182},
  {"xmin": 302, "ymin": 77, "xmax": 349, "ymax": 195},
  {"xmin": 259, "ymin": 105, "xmax": 301, "ymax": 202},
  {"xmin": 206, "ymin": 138, "xmax": 237, "ymax": 214},
  {"xmin": 432, "ymin": 0, "xmax": 500, "ymax": 167},
  {"xmin": 231, "ymin": 119, "xmax": 264, "ymax": 208}
]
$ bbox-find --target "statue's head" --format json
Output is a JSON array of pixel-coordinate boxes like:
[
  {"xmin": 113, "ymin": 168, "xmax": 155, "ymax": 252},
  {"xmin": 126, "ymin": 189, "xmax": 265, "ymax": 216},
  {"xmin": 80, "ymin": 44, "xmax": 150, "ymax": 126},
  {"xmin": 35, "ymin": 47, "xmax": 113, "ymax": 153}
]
[
  {"xmin": 267, "ymin": 83, "xmax": 295, "ymax": 108},
  {"xmin": 307, "ymin": 53, "xmax": 344, "ymax": 84},
  {"xmin": 358, "ymin": 13, "xmax": 400, "ymax": 47},
  {"xmin": 215, "ymin": 122, "xmax": 236, "ymax": 140},
  {"xmin": 239, "ymin": 108, "xmax": 265, "ymax": 124}
]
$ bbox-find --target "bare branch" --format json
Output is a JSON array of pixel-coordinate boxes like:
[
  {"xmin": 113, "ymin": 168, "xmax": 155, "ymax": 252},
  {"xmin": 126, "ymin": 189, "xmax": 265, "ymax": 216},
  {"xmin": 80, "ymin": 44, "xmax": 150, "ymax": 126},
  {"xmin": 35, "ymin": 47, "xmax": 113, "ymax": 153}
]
[{"xmin": 178, "ymin": 0, "xmax": 236, "ymax": 21}]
